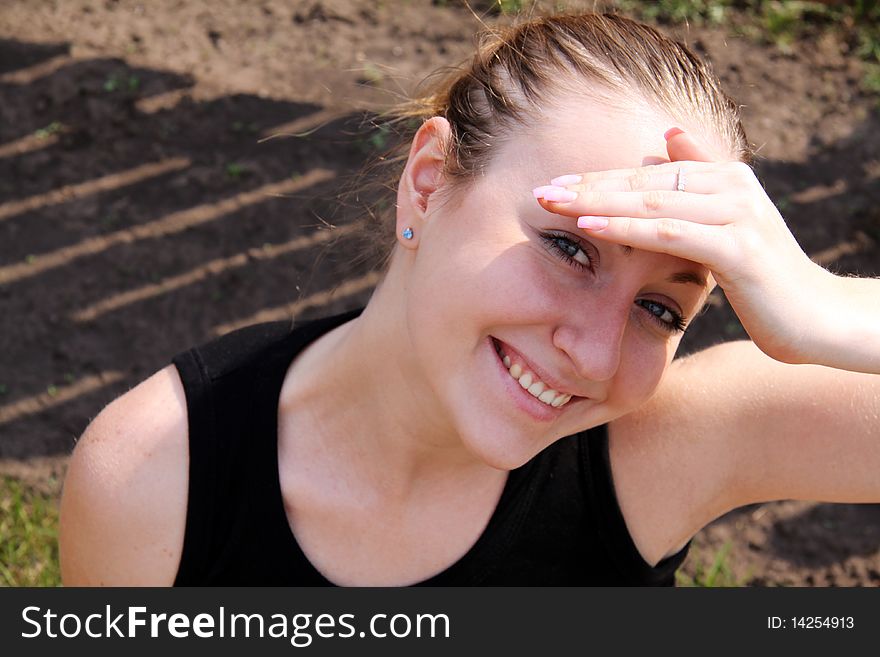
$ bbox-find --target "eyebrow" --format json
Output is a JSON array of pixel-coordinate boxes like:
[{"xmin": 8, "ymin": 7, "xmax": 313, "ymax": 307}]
[
  {"xmin": 666, "ymin": 270, "xmax": 709, "ymax": 289},
  {"xmin": 617, "ymin": 245, "xmax": 708, "ymax": 289}
]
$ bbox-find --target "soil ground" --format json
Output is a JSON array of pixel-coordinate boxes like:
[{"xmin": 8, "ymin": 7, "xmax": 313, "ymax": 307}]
[{"xmin": 1, "ymin": 0, "xmax": 878, "ymax": 586}]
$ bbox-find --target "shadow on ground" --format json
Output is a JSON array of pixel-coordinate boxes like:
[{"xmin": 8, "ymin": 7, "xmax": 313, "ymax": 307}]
[{"xmin": 1, "ymin": 39, "xmax": 380, "ymax": 460}]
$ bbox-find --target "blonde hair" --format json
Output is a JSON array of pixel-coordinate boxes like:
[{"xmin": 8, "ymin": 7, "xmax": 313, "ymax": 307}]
[{"xmin": 353, "ymin": 12, "xmax": 752, "ymax": 271}]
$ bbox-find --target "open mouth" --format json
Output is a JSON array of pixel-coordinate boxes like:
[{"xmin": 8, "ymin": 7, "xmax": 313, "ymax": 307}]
[{"xmin": 491, "ymin": 337, "xmax": 578, "ymax": 410}]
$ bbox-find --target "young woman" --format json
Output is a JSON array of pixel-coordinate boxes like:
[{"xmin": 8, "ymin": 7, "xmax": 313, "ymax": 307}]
[{"xmin": 59, "ymin": 13, "xmax": 880, "ymax": 586}]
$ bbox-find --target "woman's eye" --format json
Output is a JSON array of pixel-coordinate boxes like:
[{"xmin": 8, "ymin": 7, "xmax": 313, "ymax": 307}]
[
  {"xmin": 541, "ymin": 232, "xmax": 593, "ymax": 271},
  {"xmin": 540, "ymin": 232, "xmax": 685, "ymax": 334},
  {"xmin": 635, "ymin": 299, "xmax": 687, "ymax": 334}
]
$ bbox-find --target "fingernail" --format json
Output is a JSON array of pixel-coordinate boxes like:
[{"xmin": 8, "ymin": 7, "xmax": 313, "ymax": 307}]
[
  {"xmin": 541, "ymin": 187, "xmax": 578, "ymax": 203},
  {"xmin": 664, "ymin": 127, "xmax": 684, "ymax": 140},
  {"xmin": 549, "ymin": 174, "xmax": 582, "ymax": 186},
  {"xmin": 532, "ymin": 185, "xmax": 557, "ymax": 198},
  {"xmin": 577, "ymin": 216, "xmax": 609, "ymax": 230}
]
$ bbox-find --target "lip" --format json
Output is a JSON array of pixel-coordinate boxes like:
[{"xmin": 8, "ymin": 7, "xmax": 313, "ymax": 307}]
[
  {"xmin": 487, "ymin": 336, "xmax": 577, "ymax": 422},
  {"xmin": 492, "ymin": 337, "xmax": 583, "ymax": 399}
]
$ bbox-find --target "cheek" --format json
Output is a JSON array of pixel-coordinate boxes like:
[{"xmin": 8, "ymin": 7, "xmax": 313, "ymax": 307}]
[
  {"xmin": 402, "ymin": 235, "xmax": 507, "ymax": 377},
  {"xmin": 608, "ymin": 336, "xmax": 671, "ymax": 411},
  {"xmin": 414, "ymin": 235, "xmax": 558, "ymax": 326}
]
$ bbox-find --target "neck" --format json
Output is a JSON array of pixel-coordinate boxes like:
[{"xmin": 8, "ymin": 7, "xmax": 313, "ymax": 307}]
[{"xmin": 279, "ymin": 268, "xmax": 494, "ymax": 499}]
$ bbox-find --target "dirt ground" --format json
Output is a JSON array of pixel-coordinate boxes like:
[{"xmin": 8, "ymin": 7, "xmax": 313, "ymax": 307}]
[{"xmin": 1, "ymin": 0, "xmax": 878, "ymax": 586}]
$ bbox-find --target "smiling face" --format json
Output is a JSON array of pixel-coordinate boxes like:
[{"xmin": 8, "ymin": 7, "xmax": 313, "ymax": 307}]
[{"xmin": 394, "ymin": 96, "xmax": 717, "ymax": 470}]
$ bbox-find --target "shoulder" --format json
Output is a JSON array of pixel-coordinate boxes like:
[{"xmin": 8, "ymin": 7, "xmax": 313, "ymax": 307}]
[
  {"xmin": 188, "ymin": 320, "xmax": 295, "ymax": 380},
  {"xmin": 59, "ymin": 364, "xmax": 189, "ymax": 586}
]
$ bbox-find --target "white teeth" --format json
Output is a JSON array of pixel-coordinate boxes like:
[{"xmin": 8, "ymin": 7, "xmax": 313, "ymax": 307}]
[
  {"xmin": 497, "ymin": 344, "xmax": 573, "ymax": 409},
  {"xmin": 538, "ymin": 389, "xmax": 556, "ymax": 404},
  {"xmin": 551, "ymin": 394, "xmax": 571, "ymax": 407}
]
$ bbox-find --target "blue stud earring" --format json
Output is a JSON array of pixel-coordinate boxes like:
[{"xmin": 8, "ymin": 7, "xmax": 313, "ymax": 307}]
[{"xmin": 402, "ymin": 227, "xmax": 414, "ymax": 240}]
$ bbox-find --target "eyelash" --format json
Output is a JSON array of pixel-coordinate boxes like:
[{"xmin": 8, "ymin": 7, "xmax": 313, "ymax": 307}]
[
  {"xmin": 540, "ymin": 231, "xmax": 595, "ymax": 272},
  {"xmin": 539, "ymin": 231, "xmax": 687, "ymax": 334}
]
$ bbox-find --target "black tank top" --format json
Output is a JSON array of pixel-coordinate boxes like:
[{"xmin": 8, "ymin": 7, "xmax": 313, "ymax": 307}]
[{"xmin": 170, "ymin": 309, "xmax": 690, "ymax": 585}]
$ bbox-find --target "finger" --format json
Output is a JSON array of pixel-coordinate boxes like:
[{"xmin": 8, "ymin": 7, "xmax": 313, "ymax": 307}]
[
  {"xmin": 546, "ymin": 129, "xmax": 719, "ymax": 191},
  {"xmin": 665, "ymin": 128, "xmax": 716, "ymax": 163},
  {"xmin": 576, "ymin": 214, "xmax": 725, "ymax": 267},
  {"xmin": 536, "ymin": 190, "xmax": 732, "ymax": 225},
  {"xmin": 545, "ymin": 162, "xmax": 728, "ymax": 194},
  {"xmin": 563, "ymin": 167, "xmax": 720, "ymax": 195}
]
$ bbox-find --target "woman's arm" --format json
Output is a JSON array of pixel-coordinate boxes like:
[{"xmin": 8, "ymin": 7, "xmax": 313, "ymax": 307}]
[
  {"xmin": 808, "ymin": 274, "xmax": 880, "ymax": 374},
  {"xmin": 608, "ymin": 342, "xmax": 879, "ymax": 565},
  {"xmin": 669, "ymin": 341, "xmax": 880, "ymax": 506},
  {"xmin": 59, "ymin": 365, "xmax": 188, "ymax": 586}
]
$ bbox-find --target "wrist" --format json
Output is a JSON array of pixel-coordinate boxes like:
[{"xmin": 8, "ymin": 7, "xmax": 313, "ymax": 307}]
[{"xmin": 810, "ymin": 269, "xmax": 880, "ymax": 374}]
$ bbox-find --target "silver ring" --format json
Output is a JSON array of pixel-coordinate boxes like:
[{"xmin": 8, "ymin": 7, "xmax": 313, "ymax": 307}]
[{"xmin": 676, "ymin": 167, "xmax": 686, "ymax": 192}]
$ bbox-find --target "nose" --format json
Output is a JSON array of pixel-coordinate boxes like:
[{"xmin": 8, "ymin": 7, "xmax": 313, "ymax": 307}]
[{"xmin": 552, "ymin": 300, "xmax": 628, "ymax": 384}]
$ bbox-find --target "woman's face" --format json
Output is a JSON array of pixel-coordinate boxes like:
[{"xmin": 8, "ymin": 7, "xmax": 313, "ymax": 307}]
[{"xmin": 400, "ymin": 97, "xmax": 715, "ymax": 470}]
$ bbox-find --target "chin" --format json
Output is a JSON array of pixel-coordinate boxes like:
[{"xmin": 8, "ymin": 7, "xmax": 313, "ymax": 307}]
[{"xmin": 458, "ymin": 425, "xmax": 549, "ymax": 471}]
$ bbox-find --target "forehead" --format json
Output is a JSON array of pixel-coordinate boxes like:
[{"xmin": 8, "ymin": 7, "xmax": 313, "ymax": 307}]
[
  {"xmin": 478, "ymin": 94, "xmax": 718, "ymax": 296},
  {"xmin": 490, "ymin": 95, "xmax": 676, "ymax": 184}
]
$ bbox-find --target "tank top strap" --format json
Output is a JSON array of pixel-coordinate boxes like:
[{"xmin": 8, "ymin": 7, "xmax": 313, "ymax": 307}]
[
  {"xmin": 170, "ymin": 321, "xmax": 292, "ymax": 584},
  {"xmin": 170, "ymin": 311, "xmax": 362, "ymax": 584},
  {"xmin": 169, "ymin": 344, "xmax": 218, "ymax": 584}
]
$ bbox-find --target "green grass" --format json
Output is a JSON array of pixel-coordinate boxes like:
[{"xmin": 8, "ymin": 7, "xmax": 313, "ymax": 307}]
[
  {"xmin": 0, "ymin": 477, "xmax": 61, "ymax": 587},
  {"xmin": 360, "ymin": 62, "xmax": 386, "ymax": 86},
  {"xmin": 224, "ymin": 162, "xmax": 250, "ymax": 180},
  {"xmin": 34, "ymin": 121, "xmax": 63, "ymax": 140},
  {"xmin": 608, "ymin": 0, "xmax": 880, "ymax": 95},
  {"xmin": 103, "ymin": 73, "xmax": 140, "ymax": 93},
  {"xmin": 497, "ymin": 0, "xmax": 527, "ymax": 13},
  {"xmin": 617, "ymin": 0, "xmax": 730, "ymax": 26},
  {"xmin": 357, "ymin": 123, "xmax": 393, "ymax": 155},
  {"xmin": 863, "ymin": 62, "xmax": 880, "ymax": 95},
  {"xmin": 676, "ymin": 541, "xmax": 747, "ymax": 587}
]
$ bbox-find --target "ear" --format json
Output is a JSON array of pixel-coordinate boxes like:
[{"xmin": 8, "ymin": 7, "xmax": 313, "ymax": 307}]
[{"xmin": 395, "ymin": 116, "xmax": 450, "ymax": 249}]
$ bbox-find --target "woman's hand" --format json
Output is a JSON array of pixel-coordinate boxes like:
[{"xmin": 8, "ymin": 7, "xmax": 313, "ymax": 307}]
[{"xmin": 533, "ymin": 129, "xmax": 880, "ymax": 373}]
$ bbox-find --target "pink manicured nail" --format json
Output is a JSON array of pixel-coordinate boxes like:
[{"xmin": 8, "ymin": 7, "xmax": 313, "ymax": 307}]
[
  {"xmin": 541, "ymin": 187, "xmax": 578, "ymax": 203},
  {"xmin": 577, "ymin": 216, "xmax": 609, "ymax": 230},
  {"xmin": 532, "ymin": 185, "xmax": 557, "ymax": 198},
  {"xmin": 550, "ymin": 174, "xmax": 582, "ymax": 186}
]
